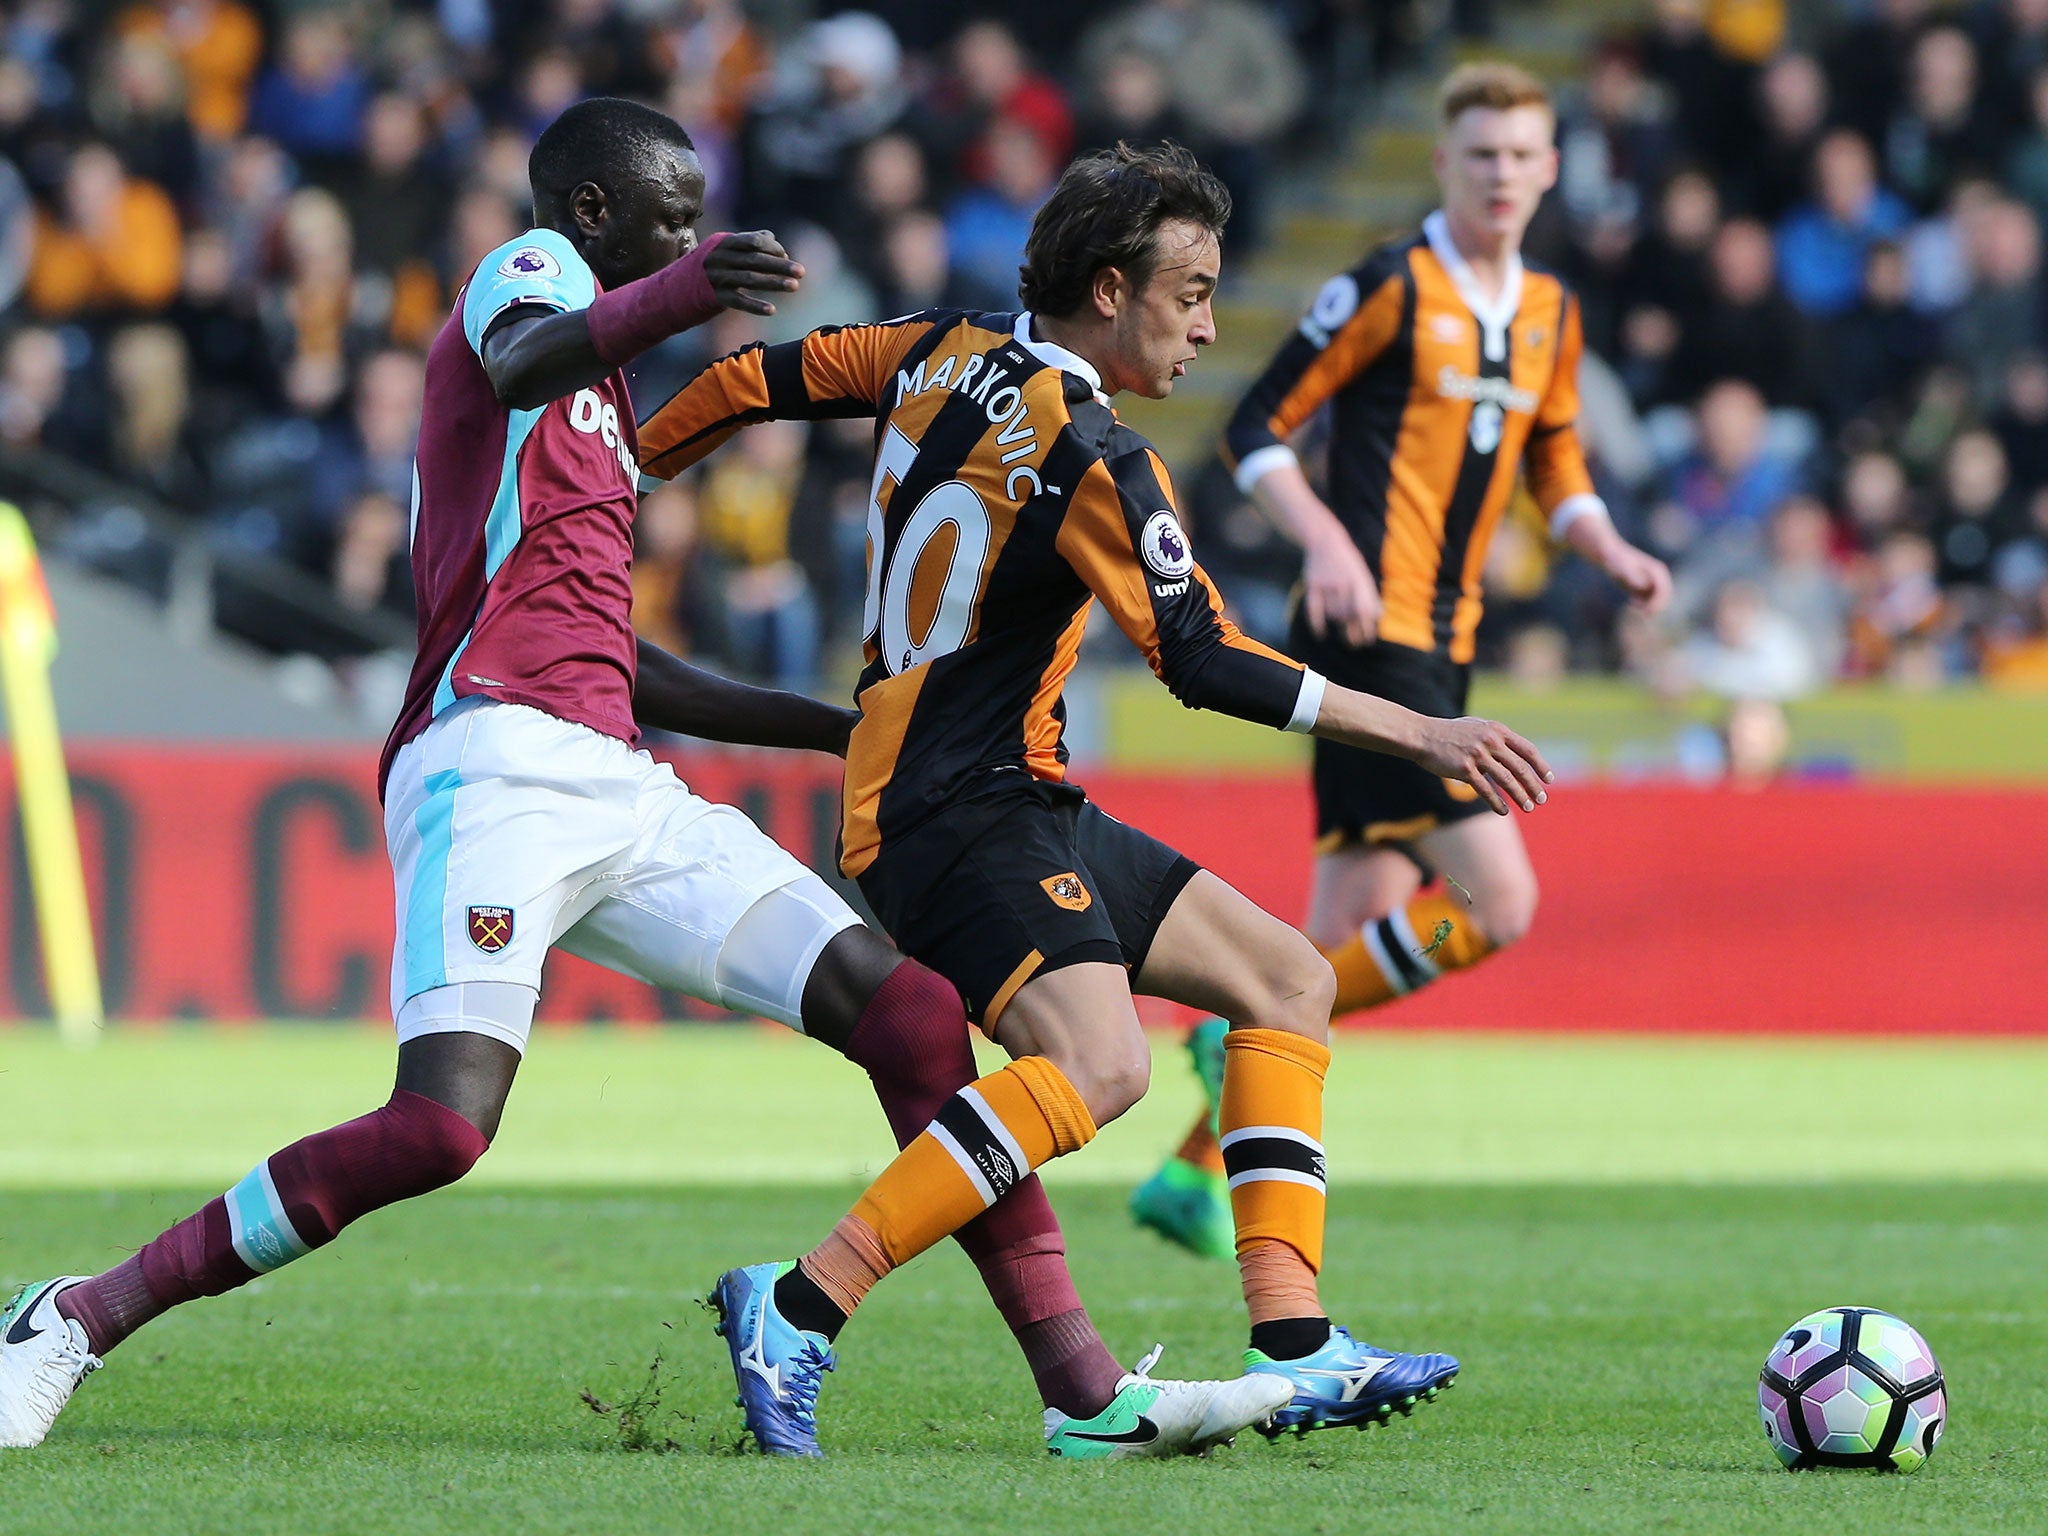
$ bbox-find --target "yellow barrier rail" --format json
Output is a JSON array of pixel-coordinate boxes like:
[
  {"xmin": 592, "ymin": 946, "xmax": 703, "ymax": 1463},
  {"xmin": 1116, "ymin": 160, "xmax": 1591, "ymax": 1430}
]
[{"xmin": 0, "ymin": 501, "xmax": 102, "ymax": 1045}]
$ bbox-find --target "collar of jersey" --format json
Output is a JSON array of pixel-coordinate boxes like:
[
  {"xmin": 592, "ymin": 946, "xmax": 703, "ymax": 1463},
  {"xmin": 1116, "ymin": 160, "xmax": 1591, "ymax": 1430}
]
[
  {"xmin": 1421, "ymin": 210, "xmax": 1523, "ymax": 365},
  {"xmin": 1013, "ymin": 312, "xmax": 1111, "ymax": 404}
]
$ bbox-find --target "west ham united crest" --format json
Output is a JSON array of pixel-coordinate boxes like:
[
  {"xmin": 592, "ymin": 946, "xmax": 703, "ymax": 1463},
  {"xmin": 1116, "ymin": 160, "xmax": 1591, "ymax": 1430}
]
[{"xmin": 467, "ymin": 905, "xmax": 514, "ymax": 953}]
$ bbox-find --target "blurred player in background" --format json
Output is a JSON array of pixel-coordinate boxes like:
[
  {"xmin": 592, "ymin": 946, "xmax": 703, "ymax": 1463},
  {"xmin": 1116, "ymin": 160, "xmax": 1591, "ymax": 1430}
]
[
  {"xmin": 639, "ymin": 141, "xmax": 1554, "ymax": 1452},
  {"xmin": 1133, "ymin": 64, "xmax": 1672, "ymax": 1257},
  {"xmin": 0, "ymin": 100, "xmax": 1262, "ymax": 1465}
]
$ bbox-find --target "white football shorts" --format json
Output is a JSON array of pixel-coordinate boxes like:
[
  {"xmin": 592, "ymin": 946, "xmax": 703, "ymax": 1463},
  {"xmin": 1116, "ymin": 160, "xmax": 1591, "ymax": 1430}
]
[{"xmin": 383, "ymin": 697, "xmax": 860, "ymax": 1045}]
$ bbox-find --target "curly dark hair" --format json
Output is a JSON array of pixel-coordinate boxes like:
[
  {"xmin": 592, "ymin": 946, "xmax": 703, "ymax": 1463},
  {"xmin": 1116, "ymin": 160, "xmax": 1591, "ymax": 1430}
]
[{"xmin": 1017, "ymin": 142, "xmax": 1231, "ymax": 317}]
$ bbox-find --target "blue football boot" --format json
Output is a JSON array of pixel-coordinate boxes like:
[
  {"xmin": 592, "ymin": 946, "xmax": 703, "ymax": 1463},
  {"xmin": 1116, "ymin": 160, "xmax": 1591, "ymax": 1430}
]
[
  {"xmin": 1245, "ymin": 1326, "xmax": 1458, "ymax": 1436},
  {"xmin": 711, "ymin": 1262, "xmax": 835, "ymax": 1457}
]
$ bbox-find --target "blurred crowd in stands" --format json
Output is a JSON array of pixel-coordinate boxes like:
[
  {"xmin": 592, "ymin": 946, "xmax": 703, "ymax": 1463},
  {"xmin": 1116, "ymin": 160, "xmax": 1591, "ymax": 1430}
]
[
  {"xmin": 0, "ymin": 0, "xmax": 1381, "ymax": 704},
  {"xmin": 4, "ymin": 0, "xmax": 2047, "ymax": 712},
  {"xmin": 1507, "ymin": 0, "xmax": 2048, "ymax": 700}
]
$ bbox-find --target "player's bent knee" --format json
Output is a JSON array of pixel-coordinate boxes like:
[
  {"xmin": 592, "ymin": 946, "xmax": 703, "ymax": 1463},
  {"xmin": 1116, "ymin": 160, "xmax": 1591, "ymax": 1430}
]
[
  {"xmin": 384, "ymin": 1090, "xmax": 492, "ymax": 1196},
  {"xmin": 1047, "ymin": 1041, "xmax": 1150, "ymax": 1127},
  {"xmin": 1477, "ymin": 881, "xmax": 1539, "ymax": 950}
]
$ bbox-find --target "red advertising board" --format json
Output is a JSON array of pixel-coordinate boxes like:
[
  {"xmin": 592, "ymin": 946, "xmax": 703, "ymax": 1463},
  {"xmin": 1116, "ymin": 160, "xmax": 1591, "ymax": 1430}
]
[{"xmin": 2, "ymin": 747, "xmax": 2044, "ymax": 1032}]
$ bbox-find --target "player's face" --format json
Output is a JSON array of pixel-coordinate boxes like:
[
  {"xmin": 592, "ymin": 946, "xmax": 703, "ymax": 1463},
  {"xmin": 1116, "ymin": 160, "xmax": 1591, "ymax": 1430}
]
[
  {"xmin": 1435, "ymin": 105, "xmax": 1557, "ymax": 247},
  {"xmin": 584, "ymin": 147, "xmax": 709, "ymax": 290},
  {"xmin": 1107, "ymin": 219, "xmax": 1218, "ymax": 400}
]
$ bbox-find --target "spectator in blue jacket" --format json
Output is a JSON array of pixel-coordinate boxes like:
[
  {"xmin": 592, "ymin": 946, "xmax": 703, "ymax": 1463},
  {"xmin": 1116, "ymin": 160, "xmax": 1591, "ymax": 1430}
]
[{"xmin": 1776, "ymin": 128, "xmax": 1912, "ymax": 317}]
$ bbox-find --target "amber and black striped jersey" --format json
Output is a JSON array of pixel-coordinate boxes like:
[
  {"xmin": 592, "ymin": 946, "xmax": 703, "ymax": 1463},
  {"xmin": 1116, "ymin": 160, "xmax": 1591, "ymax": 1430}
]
[
  {"xmin": 638, "ymin": 309, "xmax": 1324, "ymax": 875},
  {"xmin": 1222, "ymin": 211, "xmax": 1607, "ymax": 665}
]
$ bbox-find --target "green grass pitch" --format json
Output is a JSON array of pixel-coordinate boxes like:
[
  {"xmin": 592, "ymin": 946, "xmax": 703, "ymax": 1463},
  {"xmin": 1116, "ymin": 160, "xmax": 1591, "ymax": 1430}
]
[{"xmin": 2, "ymin": 1025, "xmax": 2046, "ymax": 1535}]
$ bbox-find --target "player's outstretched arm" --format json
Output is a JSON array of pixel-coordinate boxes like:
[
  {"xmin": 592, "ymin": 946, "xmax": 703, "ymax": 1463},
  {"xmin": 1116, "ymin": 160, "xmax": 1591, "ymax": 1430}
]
[
  {"xmin": 1310, "ymin": 681, "xmax": 1553, "ymax": 816},
  {"xmin": 482, "ymin": 233, "xmax": 803, "ymax": 410},
  {"xmin": 633, "ymin": 638, "xmax": 857, "ymax": 756}
]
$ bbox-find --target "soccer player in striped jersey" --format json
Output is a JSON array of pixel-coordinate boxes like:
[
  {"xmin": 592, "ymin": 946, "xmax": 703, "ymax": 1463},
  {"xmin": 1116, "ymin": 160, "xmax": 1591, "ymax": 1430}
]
[
  {"xmin": 637, "ymin": 143, "xmax": 1555, "ymax": 1447},
  {"xmin": 0, "ymin": 100, "xmax": 1275, "ymax": 1465},
  {"xmin": 1134, "ymin": 64, "xmax": 1672, "ymax": 1257}
]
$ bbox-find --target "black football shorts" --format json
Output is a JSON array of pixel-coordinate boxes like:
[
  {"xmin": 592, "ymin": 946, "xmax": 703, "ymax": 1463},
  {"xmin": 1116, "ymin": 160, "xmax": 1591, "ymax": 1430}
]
[
  {"xmin": 855, "ymin": 769, "xmax": 1201, "ymax": 1030},
  {"xmin": 1285, "ymin": 617, "xmax": 1489, "ymax": 854}
]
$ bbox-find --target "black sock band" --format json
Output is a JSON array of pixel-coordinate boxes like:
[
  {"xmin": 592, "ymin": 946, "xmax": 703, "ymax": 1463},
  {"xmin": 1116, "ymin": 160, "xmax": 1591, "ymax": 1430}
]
[
  {"xmin": 1250, "ymin": 1316, "xmax": 1332, "ymax": 1361},
  {"xmin": 772, "ymin": 1263, "xmax": 850, "ymax": 1342}
]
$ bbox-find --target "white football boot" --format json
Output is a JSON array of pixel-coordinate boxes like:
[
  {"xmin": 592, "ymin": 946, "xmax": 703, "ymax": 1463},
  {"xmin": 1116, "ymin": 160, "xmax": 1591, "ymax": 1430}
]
[
  {"xmin": 0, "ymin": 1278, "xmax": 101, "ymax": 1448},
  {"xmin": 1042, "ymin": 1345, "xmax": 1295, "ymax": 1459}
]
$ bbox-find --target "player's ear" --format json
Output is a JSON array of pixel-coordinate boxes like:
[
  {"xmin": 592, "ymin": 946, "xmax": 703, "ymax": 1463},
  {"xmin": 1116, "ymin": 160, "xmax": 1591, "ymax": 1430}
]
[
  {"xmin": 1089, "ymin": 264, "xmax": 1124, "ymax": 322},
  {"xmin": 569, "ymin": 181, "xmax": 609, "ymax": 239}
]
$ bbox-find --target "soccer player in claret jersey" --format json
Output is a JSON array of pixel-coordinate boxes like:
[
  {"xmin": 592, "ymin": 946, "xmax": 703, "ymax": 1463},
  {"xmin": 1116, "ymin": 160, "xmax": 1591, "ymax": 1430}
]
[
  {"xmin": 636, "ymin": 142, "xmax": 1555, "ymax": 1448},
  {"xmin": 1133, "ymin": 64, "xmax": 1673, "ymax": 1257},
  {"xmin": 0, "ymin": 100, "xmax": 1284, "ymax": 1463}
]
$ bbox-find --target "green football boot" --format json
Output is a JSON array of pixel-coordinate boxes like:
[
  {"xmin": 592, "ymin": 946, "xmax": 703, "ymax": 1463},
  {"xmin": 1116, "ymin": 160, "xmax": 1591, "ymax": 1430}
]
[
  {"xmin": 1130, "ymin": 1018, "xmax": 1234, "ymax": 1260},
  {"xmin": 1130, "ymin": 1157, "xmax": 1236, "ymax": 1261}
]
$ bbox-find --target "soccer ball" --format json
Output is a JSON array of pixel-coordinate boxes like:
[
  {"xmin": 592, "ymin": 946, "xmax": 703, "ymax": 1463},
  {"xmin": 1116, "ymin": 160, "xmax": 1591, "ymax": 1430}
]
[{"xmin": 1758, "ymin": 1306, "xmax": 1945, "ymax": 1472}]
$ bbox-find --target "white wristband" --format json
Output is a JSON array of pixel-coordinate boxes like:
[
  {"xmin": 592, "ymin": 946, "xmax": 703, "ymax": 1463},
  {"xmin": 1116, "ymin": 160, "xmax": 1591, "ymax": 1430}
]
[
  {"xmin": 1284, "ymin": 668, "xmax": 1327, "ymax": 734},
  {"xmin": 1548, "ymin": 493, "xmax": 1609, "ymax": 540},
  {"xmin": 1233, "ymin": 443, "xmax": 1298, "ymax": 497}
]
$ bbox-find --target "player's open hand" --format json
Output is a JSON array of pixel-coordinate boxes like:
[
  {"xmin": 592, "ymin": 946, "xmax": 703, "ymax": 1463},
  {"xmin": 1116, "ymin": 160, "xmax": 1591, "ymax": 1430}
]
[
  {"xmin": 1413, "ymin": 716, "xmax": 1553, "ymax": 815},
  {"xmin": 1303, "ymin": 526, "xmax": 1382, "ymax": 646},
  {"xmin": 703, "ymin": 231, "xmax": 804, "ymax": 317},
  {"xmin": 1600, "ymin": 538, "xmax": 1673, "ymax": 615}
]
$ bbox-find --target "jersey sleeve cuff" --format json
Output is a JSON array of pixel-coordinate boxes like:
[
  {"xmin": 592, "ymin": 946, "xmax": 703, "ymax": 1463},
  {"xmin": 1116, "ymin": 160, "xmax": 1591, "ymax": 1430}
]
[
  {"xmin": 1548, "ymin": 493, "xmax": 1609, "ymax": 540},
  {"xmin": 1232, "ymin": 443, "xmax": 1298, "ymax": 497},
  {"xmin": 1284, "ymin": 667, "xmax": 1327, "ymax": 734}
]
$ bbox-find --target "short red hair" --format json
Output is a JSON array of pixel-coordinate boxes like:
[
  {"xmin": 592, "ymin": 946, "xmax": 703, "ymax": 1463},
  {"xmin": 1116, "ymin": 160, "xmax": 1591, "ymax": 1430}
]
[{"xmin": 1438, "ymin": 61, "xmax": 1553, "ymax": 125}]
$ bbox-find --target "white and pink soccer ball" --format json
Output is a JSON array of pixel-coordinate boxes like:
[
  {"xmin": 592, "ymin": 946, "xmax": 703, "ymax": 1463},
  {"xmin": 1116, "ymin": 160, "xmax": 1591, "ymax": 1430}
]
[{"xmin": 1758, "ymin": 1306, "xmax": 1945, "ymax": 1472}]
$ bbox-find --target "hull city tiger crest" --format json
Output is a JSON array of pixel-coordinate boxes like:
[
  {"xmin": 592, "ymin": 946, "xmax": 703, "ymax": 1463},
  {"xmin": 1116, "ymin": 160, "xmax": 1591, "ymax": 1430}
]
[
  {"xmin": 1041, "ymin": 873, "xmax": 1092, "ymax": 912},
  {"xmin": 468, "ymin": 905, "xmax": 515, "ymax": 953}
]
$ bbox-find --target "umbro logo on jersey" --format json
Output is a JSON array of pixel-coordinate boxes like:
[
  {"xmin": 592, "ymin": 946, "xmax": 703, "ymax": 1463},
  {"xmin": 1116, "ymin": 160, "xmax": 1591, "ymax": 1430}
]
[
  {"xmin": 1041, "ymin": 873, "xmax": 1092, "ymax": 912},
  {"xmin": 468, "ymin": 906, "xmax": 515, "ymax": 953}
]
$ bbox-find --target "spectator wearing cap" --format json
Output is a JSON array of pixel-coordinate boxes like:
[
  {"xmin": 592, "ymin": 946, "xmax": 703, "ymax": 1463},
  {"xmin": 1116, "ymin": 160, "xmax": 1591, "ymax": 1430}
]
[
  {"xmin": 1079, "ymin": 0, "xmax": 1305, "ymax": 249},
  {"xmin": 26, "ymin": 141, "xmax": 182, "ymax": 318},
  {"xmin": 739, "ymin": 10, "xmax": 909, "ymax": 235},
  {"xmin": 1776, "ymin": 130, "xmax": 1912, "ymax": 318}
]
